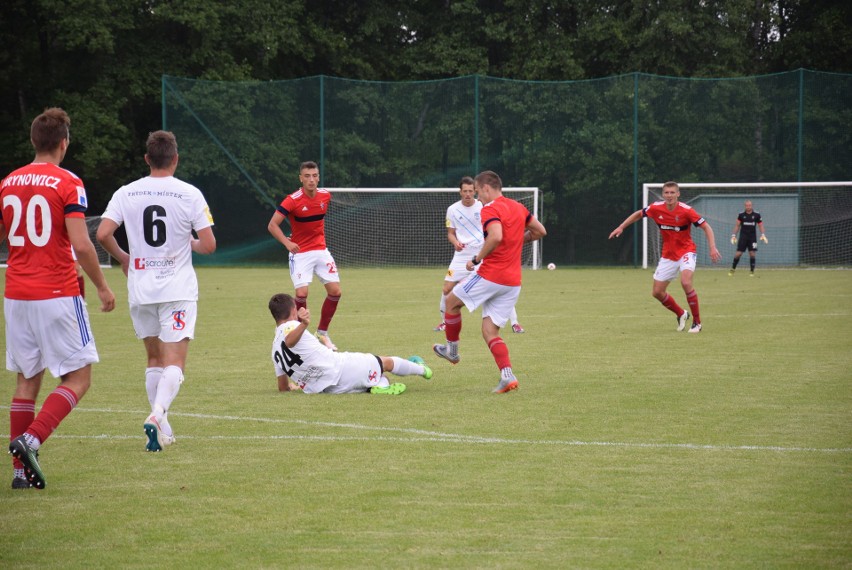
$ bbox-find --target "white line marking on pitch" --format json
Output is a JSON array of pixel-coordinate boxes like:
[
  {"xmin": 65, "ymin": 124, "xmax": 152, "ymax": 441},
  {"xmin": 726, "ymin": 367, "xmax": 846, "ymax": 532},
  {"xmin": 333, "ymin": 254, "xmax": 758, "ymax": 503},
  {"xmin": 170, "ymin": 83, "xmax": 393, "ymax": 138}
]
[{"xmin": 1, "ymin": 406, "xmax": 847, "ymax": 454}]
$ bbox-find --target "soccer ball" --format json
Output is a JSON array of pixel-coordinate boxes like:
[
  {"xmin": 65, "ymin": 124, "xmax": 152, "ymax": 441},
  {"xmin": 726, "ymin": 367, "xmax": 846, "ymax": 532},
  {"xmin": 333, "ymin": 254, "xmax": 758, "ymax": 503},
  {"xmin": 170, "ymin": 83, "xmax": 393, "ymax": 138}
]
[
  {"xmin": 408, "ymin": 355, "xmax": 425, "ymax": 365},
  {"xmin": 547, "ymin": 263, "xmax": 556, "ymax": 270}
]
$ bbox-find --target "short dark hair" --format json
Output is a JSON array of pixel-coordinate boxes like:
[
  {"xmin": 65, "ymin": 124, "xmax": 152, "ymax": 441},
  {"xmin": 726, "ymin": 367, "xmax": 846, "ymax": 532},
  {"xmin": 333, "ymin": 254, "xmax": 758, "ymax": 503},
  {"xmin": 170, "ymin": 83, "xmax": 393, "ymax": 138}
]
[
  {"xmin": 269, "ymin": 293, "xmax": 295, "ymax": 322},
  {"xmin": 474, "ymin": 170, "xmax": 502, "ymax": 191},
  {"xmin": 31, "ymin": 107, "xmax": 70, "ymax": 153},
  {"xmin": 146, "ymin": 131, "xmax": 178, "ymax": 169},
  {"xmin": 459, "ymin": 176, "xmax": 474, "ymax": 189},
  {"xmin": 300, "ymin": 161, "xmax": 318, "ymax": 172}
]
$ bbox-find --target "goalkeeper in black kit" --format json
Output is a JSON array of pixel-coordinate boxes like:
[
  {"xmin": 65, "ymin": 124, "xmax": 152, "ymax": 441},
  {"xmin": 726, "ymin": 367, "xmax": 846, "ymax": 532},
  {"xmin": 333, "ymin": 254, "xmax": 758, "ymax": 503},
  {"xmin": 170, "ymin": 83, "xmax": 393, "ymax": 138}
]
[{"xmin": 729, "ymin": 200, "xmax": 767, "ymax": 276}]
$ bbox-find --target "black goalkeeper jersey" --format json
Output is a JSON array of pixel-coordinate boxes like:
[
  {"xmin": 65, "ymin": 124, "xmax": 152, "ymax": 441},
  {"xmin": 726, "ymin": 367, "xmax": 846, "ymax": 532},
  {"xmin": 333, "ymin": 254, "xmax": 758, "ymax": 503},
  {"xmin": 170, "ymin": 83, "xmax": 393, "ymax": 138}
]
[{"xmin": 737, "ymin": 211, "xmax": 762, "ymax": 241}]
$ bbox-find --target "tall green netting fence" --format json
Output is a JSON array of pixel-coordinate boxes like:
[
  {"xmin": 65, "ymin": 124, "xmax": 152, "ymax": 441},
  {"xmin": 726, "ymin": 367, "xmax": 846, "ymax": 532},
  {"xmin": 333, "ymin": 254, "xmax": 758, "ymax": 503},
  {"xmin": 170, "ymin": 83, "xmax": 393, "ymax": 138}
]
[{"xmin": 161, "ymin": 70, "xmax": 852, "ymax": 266}]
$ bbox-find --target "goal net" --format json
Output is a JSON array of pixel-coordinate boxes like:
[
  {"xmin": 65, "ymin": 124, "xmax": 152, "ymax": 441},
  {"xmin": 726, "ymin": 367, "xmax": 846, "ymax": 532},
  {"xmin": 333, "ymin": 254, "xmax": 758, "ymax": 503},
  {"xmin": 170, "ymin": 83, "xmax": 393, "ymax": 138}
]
[
  {"xmin": 324, "ymin": 188, "xmax": 541, "ymax": 269},
  {"xmin": 0, "ymin": 216, "xmax": 112, "ymax": 268},
  {"xmin": 642, "ymin": 182, "xmax": 852, "ymax": 268}
]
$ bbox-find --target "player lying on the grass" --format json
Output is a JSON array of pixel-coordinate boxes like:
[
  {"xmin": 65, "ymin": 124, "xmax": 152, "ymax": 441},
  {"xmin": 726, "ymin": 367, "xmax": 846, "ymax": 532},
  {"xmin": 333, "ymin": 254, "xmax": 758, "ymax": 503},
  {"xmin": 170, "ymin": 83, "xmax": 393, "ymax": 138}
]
[{"xmin": 269, "ymin": 293, "xmax": 432, "ymax": 395}]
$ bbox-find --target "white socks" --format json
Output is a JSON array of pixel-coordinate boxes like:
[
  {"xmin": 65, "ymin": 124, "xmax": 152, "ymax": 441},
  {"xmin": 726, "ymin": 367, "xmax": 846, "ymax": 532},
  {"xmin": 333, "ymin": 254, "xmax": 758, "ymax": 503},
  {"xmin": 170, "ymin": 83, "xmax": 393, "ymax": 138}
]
[
  {"xmin": 389, "ymin": 357, "xmax": 422, "ymax": 376},
  {"xmin": 145, "ymin": 367, "xmax": 163, "ymax": 409},
  {"xmin": 148, "ymin": 365, "xmax": 183, "ymax": 436}
]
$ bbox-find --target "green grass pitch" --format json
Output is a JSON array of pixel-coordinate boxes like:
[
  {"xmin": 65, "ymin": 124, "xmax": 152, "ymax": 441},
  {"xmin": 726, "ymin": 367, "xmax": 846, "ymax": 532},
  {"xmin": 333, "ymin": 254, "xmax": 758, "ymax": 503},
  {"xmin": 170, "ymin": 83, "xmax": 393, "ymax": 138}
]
[{"xmin": 2, "ymin": 266, "xmax": 851, "ymax": 568}]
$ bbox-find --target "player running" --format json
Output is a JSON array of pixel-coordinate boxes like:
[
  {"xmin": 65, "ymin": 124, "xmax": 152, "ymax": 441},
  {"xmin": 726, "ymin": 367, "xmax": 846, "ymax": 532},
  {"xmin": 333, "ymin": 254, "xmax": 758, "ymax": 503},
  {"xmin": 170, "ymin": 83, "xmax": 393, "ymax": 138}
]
[
  {"xmin": 267, "ymin": 161, "xmax": 341, "ymax": 351},
  {"xmin": 609, "ymin": 180, "xmax": 721, "ymax": 333},
  {"xmin": 434, "ymin": 176, "xmax": 525, "ymax": 334},
  {"xmin": 432, "ymin": 171, "xmax": 546, "ymax": 393}
]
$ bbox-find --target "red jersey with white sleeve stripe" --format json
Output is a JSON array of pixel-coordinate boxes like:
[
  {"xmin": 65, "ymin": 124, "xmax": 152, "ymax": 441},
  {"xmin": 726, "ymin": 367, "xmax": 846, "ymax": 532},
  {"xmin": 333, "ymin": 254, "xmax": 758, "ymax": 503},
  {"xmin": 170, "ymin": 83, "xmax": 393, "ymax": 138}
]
[
  {"xmin": 1, "ymin": 162, "xmax": 87, "ymax": 300},
  {"xmin": 276, "ymin": 188, "xmax": 331, "ymax": 252},
  {"xmin": 476, "ymin": 196, "xmax": 531, "ymax": 287},
  {"xmin": 643, "ymin": 200, "xmax": 705, "ymax": 261}
]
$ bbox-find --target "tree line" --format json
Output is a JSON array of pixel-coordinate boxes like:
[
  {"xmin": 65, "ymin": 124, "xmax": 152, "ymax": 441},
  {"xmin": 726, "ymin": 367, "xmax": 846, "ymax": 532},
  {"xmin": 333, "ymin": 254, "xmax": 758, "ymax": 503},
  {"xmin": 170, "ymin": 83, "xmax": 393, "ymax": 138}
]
[{"xmin": 1, "ymin": 0, "xmax": 849, "ymax": 263}]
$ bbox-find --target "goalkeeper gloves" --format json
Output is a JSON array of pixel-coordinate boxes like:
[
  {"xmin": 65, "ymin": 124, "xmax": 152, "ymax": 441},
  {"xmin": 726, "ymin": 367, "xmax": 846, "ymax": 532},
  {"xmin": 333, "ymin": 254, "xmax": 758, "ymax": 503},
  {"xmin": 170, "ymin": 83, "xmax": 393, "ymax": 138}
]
[
  {"xmin": 760, "ymin": 234, "xmax": 768, "ymax": 244},
  {"xmin": 730, "ymin": 234, "xmax": 737, "ymax": 245}
]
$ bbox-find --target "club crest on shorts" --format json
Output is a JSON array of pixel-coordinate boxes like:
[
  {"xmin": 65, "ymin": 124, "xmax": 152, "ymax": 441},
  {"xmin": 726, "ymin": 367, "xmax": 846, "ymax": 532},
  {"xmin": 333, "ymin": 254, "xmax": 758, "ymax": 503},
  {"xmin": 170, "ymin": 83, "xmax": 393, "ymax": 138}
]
[{"xmin": 171, "ymin": 310, "xmax": 186, "ymax": 330}]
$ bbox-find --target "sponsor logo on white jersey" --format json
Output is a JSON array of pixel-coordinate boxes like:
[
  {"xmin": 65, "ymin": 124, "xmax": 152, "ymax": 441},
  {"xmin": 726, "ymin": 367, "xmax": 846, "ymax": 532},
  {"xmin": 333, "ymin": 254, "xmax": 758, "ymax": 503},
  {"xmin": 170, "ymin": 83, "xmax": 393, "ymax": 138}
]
[{"xmin": 134, "ymin": 257, "xmax": 177, "ymax": 270}]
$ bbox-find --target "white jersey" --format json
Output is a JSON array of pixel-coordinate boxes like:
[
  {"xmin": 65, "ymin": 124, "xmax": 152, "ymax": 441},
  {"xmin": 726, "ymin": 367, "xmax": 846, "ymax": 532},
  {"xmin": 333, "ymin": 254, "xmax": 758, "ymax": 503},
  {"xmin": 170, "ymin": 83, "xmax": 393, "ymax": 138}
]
[
  {"xmin": 446, "ymin": 199, "xmax": 484, "ymax": 258},
  {"xmin": 271, "ymin": 322, "xmax": 384, "ymax": 394},
  {"xmin": 102, "ymin": 176, "xmax": 214, "ymax": 305}
]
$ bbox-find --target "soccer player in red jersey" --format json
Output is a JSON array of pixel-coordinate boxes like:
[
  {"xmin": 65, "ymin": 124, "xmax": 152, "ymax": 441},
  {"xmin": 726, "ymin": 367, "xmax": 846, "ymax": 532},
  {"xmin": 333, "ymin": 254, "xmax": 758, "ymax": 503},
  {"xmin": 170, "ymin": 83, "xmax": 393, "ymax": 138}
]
[
  {"xmin": 432, "ymin": 171, "xmax": 547, "ymax": 393},
  {"xmin": 268, "ymin": 161, "xmax": 342, "ymax": 351},
  {"xmin": 609, "ymin": 180, "xmax": 721, "ymax": 333},
  {"xmin": 1, "ymin": 107, "xmax": 116, "ymax": 489}
]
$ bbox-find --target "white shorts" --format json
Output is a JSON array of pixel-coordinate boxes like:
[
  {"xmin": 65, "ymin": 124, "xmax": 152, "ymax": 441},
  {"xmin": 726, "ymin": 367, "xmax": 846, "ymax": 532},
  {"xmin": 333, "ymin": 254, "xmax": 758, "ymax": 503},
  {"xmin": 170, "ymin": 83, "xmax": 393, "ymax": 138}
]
[
  {"xmin": 5, "ymin": 296, "xmax": 99, "ymax": 379},
  {"xmin": 130, "ymin": 301, "xmax": 197, "ymax": 342},
  {"xmin": 444, "ymin": 252, "xmax": 478, "ymax": 283},
  {"xmin": 289, "ymin": 249, "xmax": 340, "ymax": 288},
  {"xmin": 653, "ymin": 252, "xmax": 697, "ymax": 282},
  {"xmin": 321, "ymin": 352, "xmax": 383, "ymax": 394},
  {"xmin": 452, "ymin": 274, "xmax": 521, "ymax": 329}
]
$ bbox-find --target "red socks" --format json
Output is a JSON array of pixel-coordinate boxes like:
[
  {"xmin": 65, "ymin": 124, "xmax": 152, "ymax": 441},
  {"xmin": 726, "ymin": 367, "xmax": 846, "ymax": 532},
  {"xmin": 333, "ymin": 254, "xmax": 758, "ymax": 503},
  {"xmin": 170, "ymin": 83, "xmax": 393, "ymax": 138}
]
[
  {"xmin": 25, "ymin": 386, "xmax": 78, "ymax": 444},
  {"xmin": 488, "ymin": 337, "xmax": 512, "ymax": 370},
  {"xmin": 10, "ymin": 398, "xmax": 35, "ymax": 469},
  {"xmin": 295, "ymin": 296, "xmax": 307, "ymax": 312},
  {"xmin": 444, "ymin": 312, "xmax": 462, "ymax": 342},
  {"xmin": 686, "ymin": 289, "xmax": 701, "ymax": 324},
  {"xmin": 660, "ymin": 293, "xmax": 685, "ymax": 316},
  {"xmin": 319, "ymin": 295, "xmax": 340, "ymax": 331}
]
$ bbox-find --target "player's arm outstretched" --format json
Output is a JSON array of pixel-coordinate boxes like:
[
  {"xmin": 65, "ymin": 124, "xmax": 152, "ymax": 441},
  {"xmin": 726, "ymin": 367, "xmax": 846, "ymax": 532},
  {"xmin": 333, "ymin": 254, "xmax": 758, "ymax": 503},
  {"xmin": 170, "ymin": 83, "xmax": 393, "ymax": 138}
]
[{"xmin": 609, "ymin": 210, "xmax": 643, "ymax": 239}]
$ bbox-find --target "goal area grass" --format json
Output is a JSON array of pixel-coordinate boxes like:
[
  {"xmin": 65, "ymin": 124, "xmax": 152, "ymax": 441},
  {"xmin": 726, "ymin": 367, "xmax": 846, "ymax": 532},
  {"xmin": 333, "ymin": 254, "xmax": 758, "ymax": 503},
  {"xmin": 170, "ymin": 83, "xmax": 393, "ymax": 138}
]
[{"xmin": 2, "ymin": 266, "xmax": 850, "ymax": 568}]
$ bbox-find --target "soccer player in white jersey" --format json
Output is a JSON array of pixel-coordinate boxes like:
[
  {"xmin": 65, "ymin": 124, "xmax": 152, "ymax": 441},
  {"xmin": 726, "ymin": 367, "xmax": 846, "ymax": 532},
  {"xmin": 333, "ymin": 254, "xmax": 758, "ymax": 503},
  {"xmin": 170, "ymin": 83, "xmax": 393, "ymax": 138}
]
[
  {"xmin": 269, "ymin": 294, "xmax": 432, "ymax": 394},
  {"xmin": 3, "ymin": 107, "xmax": 116, "ymax": 490},
  {"xmin": 434, "ymin": 177, "xmax": 524, "ymax": 333},
  {"xmin": 97, "ymin": 131, "xmax": 216, "ymax": 452}
]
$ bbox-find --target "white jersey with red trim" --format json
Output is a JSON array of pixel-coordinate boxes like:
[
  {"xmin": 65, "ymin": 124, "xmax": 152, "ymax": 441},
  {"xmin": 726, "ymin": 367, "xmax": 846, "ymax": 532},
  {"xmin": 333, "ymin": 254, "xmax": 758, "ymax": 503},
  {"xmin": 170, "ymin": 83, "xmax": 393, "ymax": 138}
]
[{"xmin": 101, "ymin": 175, "xmax": 213, "ymax": 305}]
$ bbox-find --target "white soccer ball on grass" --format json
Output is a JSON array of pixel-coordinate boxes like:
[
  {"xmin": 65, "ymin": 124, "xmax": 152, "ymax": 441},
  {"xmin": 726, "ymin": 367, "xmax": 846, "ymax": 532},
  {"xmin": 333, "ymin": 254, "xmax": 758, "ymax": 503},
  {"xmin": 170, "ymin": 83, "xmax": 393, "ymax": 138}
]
[{"xmin": 547, "ymin": 263, "xmax": 556, "ymax": 270}]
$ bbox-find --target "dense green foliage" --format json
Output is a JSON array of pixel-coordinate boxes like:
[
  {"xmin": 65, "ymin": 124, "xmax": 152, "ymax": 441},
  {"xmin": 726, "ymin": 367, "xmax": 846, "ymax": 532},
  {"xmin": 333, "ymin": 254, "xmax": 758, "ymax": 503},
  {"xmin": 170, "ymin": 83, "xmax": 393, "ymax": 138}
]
[{"xmin": 1, "ymin": 1, "xmax": 850, "ymax": 263}]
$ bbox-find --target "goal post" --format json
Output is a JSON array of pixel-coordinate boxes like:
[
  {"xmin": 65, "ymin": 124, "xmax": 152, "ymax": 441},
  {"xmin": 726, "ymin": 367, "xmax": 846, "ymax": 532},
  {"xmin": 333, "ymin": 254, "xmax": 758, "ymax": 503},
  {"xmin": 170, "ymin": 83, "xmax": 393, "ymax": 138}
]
[
  {"xmin": 641, "ymin": 182, "xmax": 852, "ymax": 269},
  {"xmin": 324, "ymin": 187, "xmax": 541, "ymax": 269},
  {"xmin": 0, "ymin": 215, "xmax": 112, "ymax": 268}
]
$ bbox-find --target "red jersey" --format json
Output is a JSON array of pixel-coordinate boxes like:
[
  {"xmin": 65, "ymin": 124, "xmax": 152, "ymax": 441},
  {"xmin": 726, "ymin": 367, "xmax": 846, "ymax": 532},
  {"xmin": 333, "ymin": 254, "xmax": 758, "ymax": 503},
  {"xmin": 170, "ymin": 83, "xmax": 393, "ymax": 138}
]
[
  {"xmin": 643, "ymin": 201, "xmax": 705, "ymax": 261},
  {"xmin": 477, "ymin": 196, "xmax": 531, "ymax": 286},
  {"xmin": 276, "ymin": 188, "xmax": 331, "ymax": 252},
  {"xmin": 1, "ymin": 162, "xmax": 87, "ymax": 300}
]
